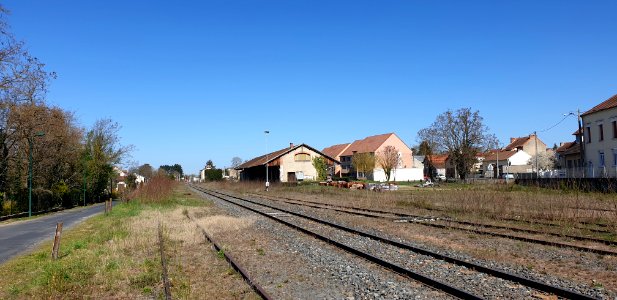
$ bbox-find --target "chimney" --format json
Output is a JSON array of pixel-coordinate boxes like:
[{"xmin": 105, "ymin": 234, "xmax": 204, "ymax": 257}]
[
  {"xmin": 510, "ymin": 138, "xmax": 516, "ymax": 143},
  {"xmin": 290, "ymin": 143, "xmax": 294, "ymax": 149}
]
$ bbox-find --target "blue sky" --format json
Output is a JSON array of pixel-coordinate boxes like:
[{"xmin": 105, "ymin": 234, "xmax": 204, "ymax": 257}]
[{"xmin": 4, "ymin": 1, "xmax": 617, "ymax": 174}]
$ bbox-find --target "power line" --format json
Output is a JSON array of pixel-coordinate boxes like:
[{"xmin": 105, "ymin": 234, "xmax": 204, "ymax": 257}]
[{"xmin": 537, "ymin": 114, "xmax": 571, "ymax": 133}]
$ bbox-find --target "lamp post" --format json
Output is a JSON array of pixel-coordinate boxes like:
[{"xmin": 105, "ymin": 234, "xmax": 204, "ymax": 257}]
[
  {"xmin": 28, "ymin": 131, "xmax": 45, "ymax": 217},
  {"xmin": 83, "ymin": 154, "xmax": 87, "ymax": 207},
  {"xmin": 264, "ymin": 130, "xmax": 269, "ymax": 191}
]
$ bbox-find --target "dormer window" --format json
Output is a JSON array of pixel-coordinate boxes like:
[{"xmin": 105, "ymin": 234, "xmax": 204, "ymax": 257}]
[{"xmin": 295, "ymin": 153, "xmax": 311, "ymax": 162}]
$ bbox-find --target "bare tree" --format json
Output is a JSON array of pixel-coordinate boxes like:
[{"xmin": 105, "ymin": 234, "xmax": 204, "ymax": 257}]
[
  {"xmin": 376, "ymin": 146, "xmax": 400, "ymax": 182},
  {"xmin": 137, "ymin": 164, "xmax": 154, "ymax": 179},
  {"xmin": 529, "ymin": 152, "xmax": 556, "ymax": 171},
  {"xmin": 85, "ymin": 119, "xmax": 133, "ymax": 199},
  {"xmin": 231, "ymin": 156, "xmax": 242, "ymax": 168},
  {"xmin": 416, "ymin": 130, "xmax": 440, "ymax": 180},
  {"xmin": 351, "ymin": 152, "xmax": 375, "ymax": 179},
  {"xmin": 418, "ymin": 108, "xmax": 496, "ymax": 179}
]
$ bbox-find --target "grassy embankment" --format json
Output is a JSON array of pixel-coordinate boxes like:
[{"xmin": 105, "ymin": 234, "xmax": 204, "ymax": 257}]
[{"xmin": 0, "ymin": 177, "xmax": 258, "ymax": 299}]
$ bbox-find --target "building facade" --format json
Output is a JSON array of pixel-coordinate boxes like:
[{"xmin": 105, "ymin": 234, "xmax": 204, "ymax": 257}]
[
  {"xmin": 324, "ymin": 133, "xmax": 423, "ymax": 182},
  {"xmin": 236, "ymin": 143, "xmax": 339, "ymax": 183},
  {"xmin": 581, "ymin": 94, "xmax": 617, "ymax": 178}
]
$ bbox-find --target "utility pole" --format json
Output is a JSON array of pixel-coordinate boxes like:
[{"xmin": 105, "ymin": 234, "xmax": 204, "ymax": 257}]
[
  {"xmin": 534, "ymin": 131, "xmax": 539, "ymax": 180},
  {"xmin": 577, "ymin": 109, "xmax": 586, "ymax": 178},
  {"xmin": 496, "ymin": 147, "xmax": 499, "ymax": 179},
  {"xmin": 264, "ymin": 130, "xmax": 269, "ymax": 191}
]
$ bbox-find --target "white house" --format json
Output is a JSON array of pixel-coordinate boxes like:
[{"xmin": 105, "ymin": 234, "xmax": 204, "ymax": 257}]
[
  {"xmin": 581, "ymin": 94, "xmax": 617, "ymax": 178},
  {"xmin": 134, "ymin": 173, "xmax": 146, "ymax": 184},
  {"xmin": 482, "ymin": 150, "xmax": 532, "ymax": 178}
]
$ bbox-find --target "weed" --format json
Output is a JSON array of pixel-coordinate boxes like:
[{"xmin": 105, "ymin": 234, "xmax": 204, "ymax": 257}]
[
  {"xmin": 105, "ymin": 260, "xmax": 119, "ymax": 271},
  {"xmin": 72, "ymin": 241, "xmax": 86, "ymax": 250},
  {"xmin": 256, "ymin": 248, "xmax": 265, "ymax": 256}
]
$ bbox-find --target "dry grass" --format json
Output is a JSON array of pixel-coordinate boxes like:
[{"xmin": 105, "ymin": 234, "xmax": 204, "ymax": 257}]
[
  {"xmin": 0, "ymin": 185, "xmax": 259, "ymax": 299},
  {"xmin": 195, "ymin": 215, "xmax": 255, "ymax": 235},
  {"xmin": 128, "ymin": 175, "xmax": 178, "ymax": 203},
  {"xmin": 211, "ymin": 181, "xmax": 617, "ymax": 234}
]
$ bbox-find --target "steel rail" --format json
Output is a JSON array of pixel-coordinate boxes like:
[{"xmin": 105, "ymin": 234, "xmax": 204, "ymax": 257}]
[
  {"xmin": 186, "ymin": 213, "xmax": 273, "ymax": 300},
  {"xmin": 200, "ymin": 186, "xmax": 600, "ymax": 300},
  {"xmin": 191, "ymin": 185, "xmax": 483, "ymax": 300},
  {"xmin": 251, "ymin": 193, "xmax": 617, "ymax": 252},
  {"xmin": 254, "ymin": 192, "xmax": 613, "ymax": 234}
]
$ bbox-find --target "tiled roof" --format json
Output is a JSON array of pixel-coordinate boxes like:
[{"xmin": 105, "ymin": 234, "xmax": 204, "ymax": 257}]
[
  {"xmin": 562, "ymin": 143, "xmax": 581, "ymax": 156},
  {"xmin": 426, "ymin": 154, "xmax": 449, "ymax": 168},
  {"xmin": 236, "ymin": 148, "xmax": 291, "ymax": 169},
  {"xmin": 483, "ymin": 150, "xmax": 517, "ymax": 161},
  {"xmin": 582, "ymin": 94, "xmax": 617, "ymax": 116},
  {"xmin": 322, "ymin": 143, "xmax": 351, "ymax": 159},
  {"xmin": 236, "ymin": 144, "xmax": 340, "ymax": 169},
  {"xmin": 340, "ymin": 133, "xmax": 395, "ymax": 156},
  {"xmin": 504, "ymin": 136, "xmax": 531, "ymax": 151},
  {"xmin": 555, "ymin": 142, "xmax": 575, "ymax": 153}
]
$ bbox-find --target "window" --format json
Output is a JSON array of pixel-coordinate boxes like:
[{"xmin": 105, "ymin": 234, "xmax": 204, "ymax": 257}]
[
  {"xmin": 613, "ymin": 150, "xmax": 617, "ymax": 167},
  {"xmin": 599, "ymin": 151, "xmax": 605, "ymax": 167},
  {"xmin": 586, "ymin": 127, "xmax": 591, "ymax": 143},
  {"xmin": 599, "ymin": 124, "xmax": 604, "ymax": 141},
  {"xmin": 294, "ymin": 153, "xmax": 311, "ymax": 162},
  {"xmin": 613, "ymin": 121, "xmax": 617, "ymax": 139}
]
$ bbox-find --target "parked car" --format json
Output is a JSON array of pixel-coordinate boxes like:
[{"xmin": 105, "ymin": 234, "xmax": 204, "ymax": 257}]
[
  {"xmin": 435, "ymin": 174, "xmax": 446, "ymax": 181},
  {"xmin": 502, "ymin": 173, "xmax": 514, "ymax": 179}
]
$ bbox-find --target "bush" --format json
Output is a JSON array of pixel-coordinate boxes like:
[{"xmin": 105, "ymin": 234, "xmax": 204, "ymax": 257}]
[
  {"xmin": 204, "ymin": 169, "xmax": 223, "ymax": 181},
  {"xmin": 127, "ymin": 175, "xmax": 176, "ymax": 203}
]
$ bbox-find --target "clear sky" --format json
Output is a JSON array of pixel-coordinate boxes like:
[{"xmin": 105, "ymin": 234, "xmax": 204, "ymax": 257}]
[{"xmin": 4, "ymin": 1, "xmax": 617, "ymax": 174}]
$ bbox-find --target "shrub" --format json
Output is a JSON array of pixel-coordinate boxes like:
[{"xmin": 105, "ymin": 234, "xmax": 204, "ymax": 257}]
[{"xmin": 127, "ymin": 175, "xmax": 176, "ymax": 203}]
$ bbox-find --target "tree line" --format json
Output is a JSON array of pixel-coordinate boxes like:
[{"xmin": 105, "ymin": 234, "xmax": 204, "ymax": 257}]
[{"xmin": 0, "ymin": 7, "xmax": 130, "ymax": 216}]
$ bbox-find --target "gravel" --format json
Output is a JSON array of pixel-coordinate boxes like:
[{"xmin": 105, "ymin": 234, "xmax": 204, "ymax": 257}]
[
  {"xmin": 191, "ymin": 186, "xmax": 452, "ymax": 299},
  {"xmin": 237, "ymin": 189, "xmax": 616, "ymax": 300}
]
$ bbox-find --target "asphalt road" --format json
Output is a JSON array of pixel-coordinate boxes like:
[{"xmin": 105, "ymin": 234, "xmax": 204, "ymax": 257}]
[{"xmin": 0, "ymin": 202, "xmax": 111, "ymax": 265}]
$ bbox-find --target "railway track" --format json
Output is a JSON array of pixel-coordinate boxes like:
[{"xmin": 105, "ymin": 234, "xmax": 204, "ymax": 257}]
[
  {"xmin": 247, "ymin": 192, "xmax": 617, "ymax": 256},
  {"xmin": 191, "ymin": 185, "xmax": 600, "ymax": 300},
  {"xmin": 184, "ymin": 212, "xmax": 272, "ymax": 300}
]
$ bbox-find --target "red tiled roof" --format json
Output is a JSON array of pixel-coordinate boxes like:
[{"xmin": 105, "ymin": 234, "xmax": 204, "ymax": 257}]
[
  {"xmin": 562, "ymin": 143, "xmax": 580, "ymax": 156},
  {"xmin": 426, "ymin": 154, "xmax": 449, "ymax": 168},
  {"xmin": 236, "ymin": 144, "xmax": 340, "ymax": 169},
  {"xmin": 555, "ymin": 142, "xmax": 575, "ymax": 153},
  {"xmin": 504, "ymin": 136, "xmax": 531, "ymax": 151},
  {"xmin": 322, "ymin": 143, "xmax": 351, "ymax": 159},
  {"xmin": 236, "ymin": 147, "xmax": 290, "ymax": 169},
  {"xmin": 340, "ymin": 133, "xmax": 394, "ymax": 156},
  {"xmin": 582, "ymin": 94, "xmax": 617, "ymax": 116},
  {"xmin": 483, "ymin": 151, "xmax": 517, "ymax": 161}
]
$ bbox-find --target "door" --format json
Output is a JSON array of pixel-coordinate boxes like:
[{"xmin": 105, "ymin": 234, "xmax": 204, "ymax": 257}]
[{"xmin": 287, "ymin": 172, "xmax": 297, "ymax": 182}]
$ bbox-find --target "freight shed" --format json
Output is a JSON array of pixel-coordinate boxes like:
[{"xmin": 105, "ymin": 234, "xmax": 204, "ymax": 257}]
[{"xmin": 236, "ymin": 143, "xmax": 340, "ymax": 183}]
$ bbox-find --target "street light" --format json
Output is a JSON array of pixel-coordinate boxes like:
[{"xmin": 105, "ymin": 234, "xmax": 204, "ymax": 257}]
[
  {"xmin": 28, "ymin": 131, "xmax": 45, "ymax": 217},
  {"xmin": 83, "ymin": 150, "xmax": 88, "ymax": 207},
  {"xmin": 264, "ymin": 130, "xmax": 269, "ymax": 191}
]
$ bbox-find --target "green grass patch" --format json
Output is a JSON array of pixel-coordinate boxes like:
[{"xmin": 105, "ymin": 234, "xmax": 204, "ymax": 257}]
[{"xmin": 0, "ymin": 187, "xmax": 209, "ymax": 299}]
